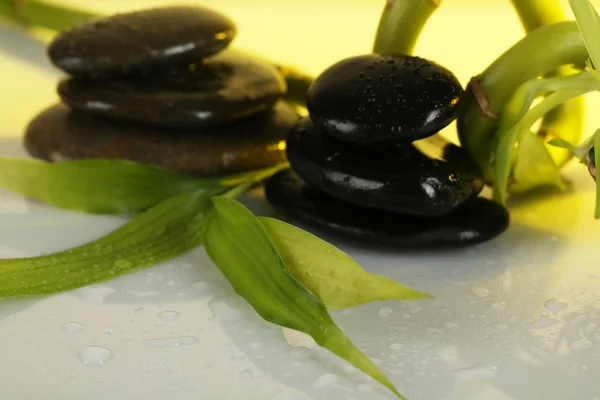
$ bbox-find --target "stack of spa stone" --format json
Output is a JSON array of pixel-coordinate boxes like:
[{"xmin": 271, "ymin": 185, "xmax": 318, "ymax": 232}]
[
  {"xmin": 25, "ymin": 6, "xmax": 298, "ymax": 177},
  {"xmin": 265, "ymin": 54, "xmax": 510, "ymax": 247}
]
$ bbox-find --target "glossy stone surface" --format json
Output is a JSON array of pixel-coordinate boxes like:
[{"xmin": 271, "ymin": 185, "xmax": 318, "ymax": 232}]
[
  {"xmin": 306, "ymin": 54, "xmax": 462, "ymax": 144},
  {"xmin": 264, "ymin": 169, "xmax": 509, "ymax": 248},
  {"xmin": 58, "ymin": 51, "xmax": 286, "ymax": 128},
  {"xmin": 24, "ymin": 102, "xmax": 297, "ymax": 176},
  {"xmin": 286, "ymin": 118, "xmax": 484, "ymax": 217},
  {"xmin": 47, "ymin": 6, "xmax": 236, "ymax": 77}
]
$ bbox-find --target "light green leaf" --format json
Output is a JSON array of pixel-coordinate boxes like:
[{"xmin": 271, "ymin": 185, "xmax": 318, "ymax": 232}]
[
  {"xmin": 548, "ymin": 134, "xmax": 596, "ymax": 161},
  {"xmin": 511, "ymin": 133, "xmax": 566, "ymax": 193},
  {"xmin": 0, "ymin": 157, "xmax": 279, "ymax": 214},
  {"xmin": 205, "ymin": 197, "xmax": 404, "ymax": 399},
  {"xmin": 0, "ymin": 188, "xmax": 222, "ymax": 297},
  {"xmin": 570, "ymin": 0, "xmax": 600, "ymax": 72},
  {"xmin": 258, "ymin": 217, "xmax": 431, "ymax": 309}
]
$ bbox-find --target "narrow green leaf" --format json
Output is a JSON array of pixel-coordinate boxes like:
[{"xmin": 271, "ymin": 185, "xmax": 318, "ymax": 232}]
[
  {"xmin": 0, "ymin": 188, "xmax": 222, "ymax": 297},
  {"xmin": 0, "ymin": 157, "xmax": 279, "ymax": 214},
  {"xmin": 548, "ymin": 134, "xmax": 595, "ymax": 161},
  {"xmin": 570, "ymin": 0, "xmax": 600, "ymax": 71},
  {"xmin": 511, "ymin": 133, "xmax": 566, "ymax": 193},
  {"xmin": 258, "ymin": 217, "xmax": 432, "ymax": 309},
  {"xmin": 594, "ymin": 130, "xmax": 600, "ymax": 218},
  {"xmin": 205, "ymin": 197, "xmax": 404, "ymax": 399}
]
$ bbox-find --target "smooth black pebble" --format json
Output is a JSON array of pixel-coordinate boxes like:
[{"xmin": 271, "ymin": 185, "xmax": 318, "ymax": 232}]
[
  {"xmin": 306, "ymin": 54, "xmax": 463, "ymax": 144},
  {"xmin": 47, "ymin": 6, "xmax": 236, "ymax": 77},
  {"xmin": 286, "ymin": 117, "xmax": 484, "ymax": 217},
  {"xmin": 264, "ymin": 169, "xmax": 509, "ymax": 248},
  {"xmin": 588, "ymin": 146, "xmax": 596, "ymax": 179},
  {"xmin": 58, "ymin": 51, "xmax": 286, "ymax": 128},
  {"xmin": 24, "ymin": 102, "xmax": 297, "ymax": 176}
]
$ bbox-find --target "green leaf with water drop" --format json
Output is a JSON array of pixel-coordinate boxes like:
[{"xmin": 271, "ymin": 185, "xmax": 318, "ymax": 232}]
[
  {"xmin": 0, "ymin": 188, "xmax": 223, "ymax": 297},
  {"xmin": 205, "ymin": 197, "xmax": 405, "ymax": 399},
  {"xmin": 258, "ymin": 217, "xmax": 432, "ymax": 309},
  {"xmin": 0, "ymin": 157, "xmax": 275, "ymax": 214}
]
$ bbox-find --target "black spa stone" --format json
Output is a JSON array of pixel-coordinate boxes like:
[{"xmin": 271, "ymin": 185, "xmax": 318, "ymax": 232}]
[
  {"xmin": 58, "ymin": 51, "xmax": 286, "ymax": 128},
  {"xmin": 306, "ymin": 54, "xmax": 463, "ymax": 144},
  {"xmin": 24, "ymin": 102, "xmax": 297, "ymax": 177},
  {"xmin": 588, "ymin": 146, "xmax": 596, "ymax": 179},
  {"xmin": 47, "ymin": 6, "xmax": 236, "ymax": 77},
  {"xmin": 264, "ymin": 169, "xmax": 510, "ymax": 248},
  {"xmin": 285, "ymin": 117, "xmax": 484, "ymax": 217}
]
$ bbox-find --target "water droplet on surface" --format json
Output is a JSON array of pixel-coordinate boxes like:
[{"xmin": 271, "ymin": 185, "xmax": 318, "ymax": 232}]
[
  {"xmin": 313, "ymin": 373, "xmax": 339, "ymax": 388},
  {"xmin": 570, "ymin": 339, "xmax": 592, "ymax": 351},
  {"xmin": 157, "ymin": 310, "xmax": 180, "ymax": 322},
  {"xmin": 390, "ymin": 343, "xmax": 404, "ymax": 351},
  {"xmin": 495, "ymin": 324, "xmax": 508, "ymax": 332},
  {"xmin": 529, "ymin": 317, "xmax": 562, "ymax": 330},
  {"xmin": 444, "ymin": 321, "xmax": 458, "ymax": 330},
  {"xmin": 378, "ymin": 307, "xmax": 393, "ymax": 318},
  {"xmin": 77, "ymin": 287, "xmax": 116, "ymax": 304},
  {"xmin": 472, "ymin": 286, "xmax": 490, "ymax": 298},
  {"xmin": 113, "ymin": 259, "xmax": 132, "ymax": 269},
  {"xmin": 142, "ymin": 336, "xmax": 199, "ymax": 349},
  {"xmin": 78, "ymin": 346, "xmax": 113, "ymax": 366},
  {"xmin": 492, "ymin": 302, "xmax": 507, "ymax": 310},
  {"xmin": 104, "ymin": 327, "xmax": 115, "ymax": 335},
  {"xmin": 134, "ymin": 307, "xmax": 145, "ymax": 315},
  {"xmin": 454, "ymin": 363, "xmax": 497, "ymax": 380},
  {"xmin": 62, "ymin": 322, "xmax": 84, "ymax": 334},
  {"xmin": 544, "ymin": 298, "xmax": 568, "ymax": 314}
]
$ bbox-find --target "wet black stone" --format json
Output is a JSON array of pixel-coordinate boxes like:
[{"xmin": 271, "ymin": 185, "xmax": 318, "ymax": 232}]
[
  {"xmin": 306, "ymin": 54, "xmax": 462, "ymax": 144},
  {"xmin": 264, "ymin": 169, "xmax": 510, "ymax": 248},
  {"xmin": 47, "ymin": 6, "xmax": 236, "ymax": 77},
  {"xmin": 24, "ymin": 102, "xmax": 297, "ymax": 176},
  {"xmin": 58, "ymin": 51, "xmax": 286, "ymax": 128},
  {"xmin": 286, "ymin": 117, "xmax": 484, "ymax": 217},
  {"xmin": 588, "ymin": 146, "xmax": 596, "ymax": 179}
]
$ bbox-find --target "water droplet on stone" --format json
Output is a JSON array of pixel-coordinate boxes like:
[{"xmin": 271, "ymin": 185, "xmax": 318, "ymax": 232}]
[
  {"xmin": 142, "ymin": 336, "xmax": 199, "ymax": 349},
  {"xmin": 62, "ymin": 322, "xmax": 85, "ymax": 334},
  {"xmin": 570, "ymin": 339, "xmax": 592, "ymax": 351},
  {"xmin": 454, "ymin": 363, "xmax": 497, "ymax": 380},
  {"xmin": 313, "ymin": 373, "xmax": 339, "ymax": 388},
  {"xmin": 492, "ymin": 302, "xmax": 507, "ymax": 310},
  {"xmin": 390, "ymin": 343, "xmax": 404, "ymax": 351},
  {"xmin": 378, "ymin": 306, "xmax": 393, "ymax": 318},
  {"xmin": 157, "ymin": 310, "xmax": 180, "ymax": 322},
  {"xmin": 104, "ymin": 327, "xmax": 115, "ymax": 335},
  {"xmin": 544, "ymin": 298, "xmax": 568, "ymax": 314},
  {"xmin": 472, "ymin": 286, "xmax": 490, "ymax": 297},
  {"xmin": 78, "ymin": 346, "xmax": 113, "ymax": 366}
]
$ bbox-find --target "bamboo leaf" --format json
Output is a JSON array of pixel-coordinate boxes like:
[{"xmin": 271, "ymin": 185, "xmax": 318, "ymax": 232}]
[
  {"xmin": 259, "ymin": 217, "xmax": 431, "ymax": 309},
  {"xmin": 511, "ymin": 133, "xmax": 566, "ymax": 193},
  {"xmin": 205, "ymin": 197, "xmax": 404, "ymax": 399},
  {"xmin": 570, "ymin": 0, "xmax": 600, "ymax": 72},
  {"xmin": 0, "ymin": 188, "xmax": 222, "ymax": 297},
  {"xmin": 0, "ymin": 157, "xmax": 276, "ymax": 214}
]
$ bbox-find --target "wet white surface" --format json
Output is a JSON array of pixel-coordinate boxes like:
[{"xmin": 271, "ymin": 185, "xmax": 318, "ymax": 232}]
[{"xmin": 2, "ymin": 1, "xmax": 600, "ymax": 399}]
